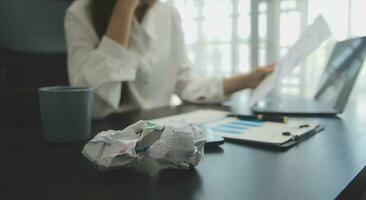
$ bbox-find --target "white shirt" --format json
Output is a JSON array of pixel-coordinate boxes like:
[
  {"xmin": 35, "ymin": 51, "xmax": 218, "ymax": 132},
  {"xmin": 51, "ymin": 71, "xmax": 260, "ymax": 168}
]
[{"xmin": 65, "ymin": 0, "xmax": 225, "ymax": 119}]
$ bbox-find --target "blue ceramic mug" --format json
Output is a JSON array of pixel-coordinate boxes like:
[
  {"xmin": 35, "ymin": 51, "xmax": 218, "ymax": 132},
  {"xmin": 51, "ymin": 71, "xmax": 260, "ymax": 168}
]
[{"xmin": 39, "ymin": 86, "xmax": 93, "ymax": 143}]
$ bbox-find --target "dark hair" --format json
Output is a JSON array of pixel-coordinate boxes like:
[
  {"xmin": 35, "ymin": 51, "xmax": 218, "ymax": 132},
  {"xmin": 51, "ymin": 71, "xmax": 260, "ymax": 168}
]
[{"xmin": 90, "ymin": 0, "xmax": 117, "ymax": 39}]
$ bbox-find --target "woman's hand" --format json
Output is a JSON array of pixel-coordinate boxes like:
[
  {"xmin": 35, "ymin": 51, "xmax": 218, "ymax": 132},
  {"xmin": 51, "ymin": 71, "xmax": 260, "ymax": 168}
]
[
  {"xmin": 106, "ymin": 0, "xmax": 141, "ymax": 47},
  {"xmin": 139, "ymin": 0, "xmax": 157, "ymax": 6},
  {"xmin": 117, "ymin": 0, "xmax": 140, "ymax": 11},
  {"xmin": 223, "ymin": 63, "xmax": 276, "ymax": 95},
  {"xmin": 245, "ymin": 63, "xmax": 275, "ymax": 89}
]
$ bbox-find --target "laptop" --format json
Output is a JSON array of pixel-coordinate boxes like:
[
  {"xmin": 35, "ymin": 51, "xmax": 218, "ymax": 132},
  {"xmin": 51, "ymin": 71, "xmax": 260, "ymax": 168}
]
[{"xmin": 251, "ymin": 36, "xmax": 366, "ymax": 116}]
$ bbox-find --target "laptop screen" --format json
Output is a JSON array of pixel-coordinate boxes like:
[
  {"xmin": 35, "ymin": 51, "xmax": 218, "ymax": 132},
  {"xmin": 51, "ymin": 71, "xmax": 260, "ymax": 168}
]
[{"xmin": 315, "ymin": 36, "xmax": 366, "ymax": 112}]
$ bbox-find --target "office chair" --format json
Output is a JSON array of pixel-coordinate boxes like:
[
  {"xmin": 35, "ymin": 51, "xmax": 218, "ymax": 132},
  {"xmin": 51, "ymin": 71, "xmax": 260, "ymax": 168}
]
[{"xmin": 0, "ymin": 0, "xmax": 72, "ymax": 124}]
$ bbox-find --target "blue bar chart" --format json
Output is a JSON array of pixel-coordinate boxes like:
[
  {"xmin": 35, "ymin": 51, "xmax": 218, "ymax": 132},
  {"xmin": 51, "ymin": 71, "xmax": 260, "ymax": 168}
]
[{"xmin": 204, "ymin": 118, "xmax": 264, "ymax": 135}]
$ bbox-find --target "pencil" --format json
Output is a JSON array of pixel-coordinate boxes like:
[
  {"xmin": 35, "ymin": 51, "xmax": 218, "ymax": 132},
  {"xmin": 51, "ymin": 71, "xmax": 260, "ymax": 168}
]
[{"xmin": 227, "ymin": 114, "xmax": 288, "ymax": 123}]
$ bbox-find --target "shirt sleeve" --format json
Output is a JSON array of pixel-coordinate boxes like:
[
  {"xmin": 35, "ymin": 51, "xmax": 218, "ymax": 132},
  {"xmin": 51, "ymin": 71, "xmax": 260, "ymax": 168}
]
[
  {"xmin": 172, "ymin": 10, "xmax": 226, "ymax": 104},
  {"xmin": 64, "ymin": 10, "xmax": 138, "ymax": 109}
]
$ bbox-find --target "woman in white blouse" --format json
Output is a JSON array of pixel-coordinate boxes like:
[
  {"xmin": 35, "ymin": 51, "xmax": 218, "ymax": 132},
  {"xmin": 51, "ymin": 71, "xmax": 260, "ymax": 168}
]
[{"xmin": 65, "ymin": 0, "xmax": 274, "ymax": 119}]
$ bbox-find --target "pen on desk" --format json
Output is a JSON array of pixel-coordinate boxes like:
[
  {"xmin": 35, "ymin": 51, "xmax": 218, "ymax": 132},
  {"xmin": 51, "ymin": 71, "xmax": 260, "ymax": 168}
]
[{"xmin": 227, "ymin": 114, "xmax": 289, "ymax": 123}]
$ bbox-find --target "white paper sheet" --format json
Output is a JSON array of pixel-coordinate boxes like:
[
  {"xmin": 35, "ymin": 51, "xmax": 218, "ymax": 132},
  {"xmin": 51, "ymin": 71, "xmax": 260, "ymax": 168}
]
[
  {"xmin": 149, "ymin": 109, "xmax": 229, "ymax": 125},
  {"xmin": 248, "ymin": 15, "xmax": 332, "ymax": 106}
]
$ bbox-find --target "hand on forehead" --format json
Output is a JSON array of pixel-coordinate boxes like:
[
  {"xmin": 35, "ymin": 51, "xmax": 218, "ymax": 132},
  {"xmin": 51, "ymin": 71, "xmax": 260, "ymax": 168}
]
[{"xmin": 139, "ymin": 0, "xmax": 157, "ymax": 6}]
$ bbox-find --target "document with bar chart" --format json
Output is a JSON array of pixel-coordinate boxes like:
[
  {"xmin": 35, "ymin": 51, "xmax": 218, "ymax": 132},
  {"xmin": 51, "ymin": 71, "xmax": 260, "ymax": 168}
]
[{"xmin": 202, "ymin": 116, "xmax": 319, "ymax": 145}]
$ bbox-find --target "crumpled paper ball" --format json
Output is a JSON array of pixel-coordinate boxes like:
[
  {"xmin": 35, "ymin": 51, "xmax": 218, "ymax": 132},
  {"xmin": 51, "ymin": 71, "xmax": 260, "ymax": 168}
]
[{"xmin": 82, "ymin": 120, "xmax": 206, "ymax": 170}]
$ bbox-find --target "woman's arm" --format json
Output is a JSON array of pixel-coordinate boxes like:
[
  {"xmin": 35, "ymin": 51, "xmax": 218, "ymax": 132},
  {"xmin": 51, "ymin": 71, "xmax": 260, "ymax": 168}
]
[
  {"xmin": 223, "ymin": 64, "xmax": 275, "ymax": 96},
  {"xmin": 106, "ymin": 0, "xmax": 139, "ymax": 47},
  {"xmin": 64, "ymin": 2, "xmax": 141, "ymax": 114}
]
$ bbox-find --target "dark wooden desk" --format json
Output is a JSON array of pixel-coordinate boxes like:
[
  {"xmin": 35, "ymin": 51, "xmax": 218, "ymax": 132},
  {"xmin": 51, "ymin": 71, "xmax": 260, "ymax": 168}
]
[{"xmin": 2, "ymin": 102, "xmax": 366, "ymax": 200}]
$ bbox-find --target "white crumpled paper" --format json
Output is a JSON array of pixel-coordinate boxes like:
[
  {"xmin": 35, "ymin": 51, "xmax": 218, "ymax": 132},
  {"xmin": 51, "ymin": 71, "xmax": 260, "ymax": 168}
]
[{"xmin": 82, "ymin": 120, "xmax": 206, "ymax": 170}]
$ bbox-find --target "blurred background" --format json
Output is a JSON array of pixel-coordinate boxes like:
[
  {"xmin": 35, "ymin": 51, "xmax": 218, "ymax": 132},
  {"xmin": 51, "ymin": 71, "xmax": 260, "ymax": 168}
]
[
  {"xmin": 0, "ymin": 0, "xmax": 365, "ymax": 121},
  {"xmin": 162, "ymin": 0, "xmax": 366, "ymax": 100},
  {"xmin": 0, "ymin": 0, "xmax": 72, "ymax": 122}
]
